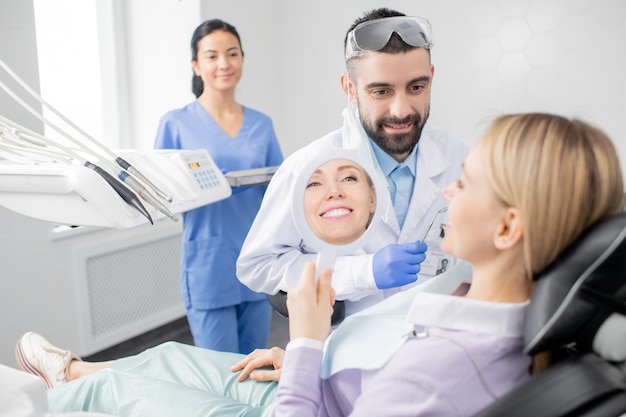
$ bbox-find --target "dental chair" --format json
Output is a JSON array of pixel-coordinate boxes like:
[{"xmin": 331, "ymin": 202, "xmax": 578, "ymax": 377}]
[
  {"xmin": 4, "ymin": 214, "xmax": 626, "ymax": 416},
  {"xmin": 475, "ymin": 212, "xmax": 626, "ymax": 417}
]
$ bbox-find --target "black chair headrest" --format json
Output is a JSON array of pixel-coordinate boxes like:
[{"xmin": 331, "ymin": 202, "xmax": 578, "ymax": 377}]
[{"xmin": 524, "ymin": 212, "xmax": 626, "ymax": 357}]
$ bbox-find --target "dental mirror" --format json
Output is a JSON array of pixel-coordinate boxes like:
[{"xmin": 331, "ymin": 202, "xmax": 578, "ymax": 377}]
[{"xmin": 268, "ymin": 148, "xmax": 386, "ymax": 324}]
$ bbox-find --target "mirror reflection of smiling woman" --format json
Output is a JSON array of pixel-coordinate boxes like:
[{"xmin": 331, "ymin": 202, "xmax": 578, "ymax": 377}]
[{"xmin": 304, "ymin": 159, "xmax": 376, "ymax": 246}]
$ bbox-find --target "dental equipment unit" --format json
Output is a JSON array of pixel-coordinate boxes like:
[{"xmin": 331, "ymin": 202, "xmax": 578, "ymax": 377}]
[{"xmin": 0, "ymin": 59, "xmax": 233, "ymax": 229}]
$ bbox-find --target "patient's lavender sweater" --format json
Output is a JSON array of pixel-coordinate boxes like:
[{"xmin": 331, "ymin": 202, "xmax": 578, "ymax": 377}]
[{"xmin": 269, "ymin": 292, "xmax": 531, "ymax": 416}]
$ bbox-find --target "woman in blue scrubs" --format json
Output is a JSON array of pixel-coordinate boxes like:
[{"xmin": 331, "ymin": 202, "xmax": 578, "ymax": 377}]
[{"xmin": 154, "ymin": 19, "xmax": 284, "ymax": 353}]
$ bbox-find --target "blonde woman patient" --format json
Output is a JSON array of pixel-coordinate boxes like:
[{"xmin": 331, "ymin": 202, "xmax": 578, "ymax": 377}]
[{"xmin": 16, "ymin": 113, "xmax": 625, "ymax": 416}]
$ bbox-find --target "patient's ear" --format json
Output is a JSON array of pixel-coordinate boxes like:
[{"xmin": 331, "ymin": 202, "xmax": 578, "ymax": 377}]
[{"xmin": 494, "ymin": 207, "xmax": 523, "ymax": 250}]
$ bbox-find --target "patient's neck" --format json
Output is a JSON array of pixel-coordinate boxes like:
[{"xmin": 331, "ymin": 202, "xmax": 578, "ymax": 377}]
[{"xmin": 464, "ymin": 260, "xmax": 530, "ymax": 303}]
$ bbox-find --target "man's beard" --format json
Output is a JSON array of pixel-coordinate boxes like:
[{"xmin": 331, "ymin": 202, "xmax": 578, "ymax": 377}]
[{"xmin": 360, "ymin": 108, "xmax": 429, "ymax": 157}]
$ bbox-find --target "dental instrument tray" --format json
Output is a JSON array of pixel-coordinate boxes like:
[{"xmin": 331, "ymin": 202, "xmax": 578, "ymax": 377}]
[{"xmin": 225, "ymin": 166, "xmax": 279, "ymax": 187}]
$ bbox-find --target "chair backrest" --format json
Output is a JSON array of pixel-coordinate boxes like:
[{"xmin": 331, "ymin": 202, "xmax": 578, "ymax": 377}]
[
  {"xmin": 473, "ymin": 353, "xmax": 626, "ymax": 417},
  {"xmin": 475, "ymin": 212, "xmax": 626, "ymax": 417},
  {"xmin": 524, "ymin": 212, "xmax": 626, "ymax": 358}
]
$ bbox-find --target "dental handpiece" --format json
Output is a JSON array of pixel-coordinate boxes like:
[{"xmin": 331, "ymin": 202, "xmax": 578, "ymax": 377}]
[
  {"xmin": 84, "ymin": 161, "xmax": 153, "ymax": 225},
  {"xmin": 117, "ymin": 170, "xmax": 178, "ymax": 222},
  {"xmin": 116, "ymin": 157, "xmax": 173, "ymax": 203},
  {"xmin": 421, "ymin": 207, "xmax": 448, "ymax": 242}
]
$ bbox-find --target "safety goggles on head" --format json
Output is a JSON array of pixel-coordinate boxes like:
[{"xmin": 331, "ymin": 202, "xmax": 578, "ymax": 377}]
[{"xmin": 345, "ymin": 16, "xmax": 433, "ymax": 61}]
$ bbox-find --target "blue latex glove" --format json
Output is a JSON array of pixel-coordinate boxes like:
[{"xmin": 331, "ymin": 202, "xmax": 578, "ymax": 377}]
[{"xmin": 373, "ymin": 241, "xmax": 428, "ymax": 289}]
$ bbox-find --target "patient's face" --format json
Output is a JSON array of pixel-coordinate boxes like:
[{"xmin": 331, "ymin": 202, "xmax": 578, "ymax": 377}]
[
  {"xmin": 304, "ymin": 159, "xmax": 376, "ymax": 245},
  {"xmin": 441, "ymin": 142, "xmax": 506, "ymax": 262}
]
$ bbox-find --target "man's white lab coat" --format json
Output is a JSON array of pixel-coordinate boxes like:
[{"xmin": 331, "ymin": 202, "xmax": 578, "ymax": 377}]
[{"xmin": 237, "ymin": 107, "xmax": 469, "ymax": 315}]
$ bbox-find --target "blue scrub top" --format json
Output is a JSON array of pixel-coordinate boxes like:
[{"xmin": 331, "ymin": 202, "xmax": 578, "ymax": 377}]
[{"xmin": 154, "ymin": 100, "xmax": 284, "ymax": 309}]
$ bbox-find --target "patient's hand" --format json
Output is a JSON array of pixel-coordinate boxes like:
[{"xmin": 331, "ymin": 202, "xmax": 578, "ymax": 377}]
[
  {"xmin": 230, "ymin": 347, "xmax": 285, "ymax": 382},
  {"xmin": 286, "ymin": 262, "xmax": 334, "ymax": 341}
]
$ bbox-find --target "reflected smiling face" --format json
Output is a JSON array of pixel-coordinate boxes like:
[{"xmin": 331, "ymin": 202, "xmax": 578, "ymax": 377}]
[{"xmin": 304, "ymin": 159, "xmax": 376, "ymax": 245}]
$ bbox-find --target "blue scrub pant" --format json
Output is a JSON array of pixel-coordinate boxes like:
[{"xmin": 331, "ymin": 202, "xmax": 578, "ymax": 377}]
[{"xmin": 187, "ymin": 299, "xmax": 272, "ymax": 354}]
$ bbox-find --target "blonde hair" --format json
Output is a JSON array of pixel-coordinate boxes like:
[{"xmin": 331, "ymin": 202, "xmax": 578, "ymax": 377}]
[{"xmin": 481, "ymin": 113, "xmax": 625, "ymax": 280}]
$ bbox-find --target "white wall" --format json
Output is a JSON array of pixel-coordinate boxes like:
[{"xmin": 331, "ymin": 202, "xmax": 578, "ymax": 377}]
[
  {"xmin": 191, "ymin": 0, "xmax": 626, "ymax": 161},
  {"xmin": 117, "ymin": 0, "xmax": 626, "ymax": 167},
  {"xmin": 0, "ymin": 0, "xmax": 41, "ymax": 129},
  {"xmin": 7, "ymin": 0, "xmax": 625, "ymax": 168},
  {"xmin": 113, "ymin": 0, "xmax": 201, "ymax": 148}
]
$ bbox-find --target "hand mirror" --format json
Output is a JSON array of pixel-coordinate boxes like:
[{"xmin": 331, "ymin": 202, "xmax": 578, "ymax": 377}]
[{"xmin": 268, "ymin": 148, "xmax": 386, "ymax": 324}]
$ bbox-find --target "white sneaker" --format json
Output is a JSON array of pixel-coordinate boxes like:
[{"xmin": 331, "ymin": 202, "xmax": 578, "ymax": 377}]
[{"xmin": 15, "ymin": 331, "xmax": 81, "ymax": 389}]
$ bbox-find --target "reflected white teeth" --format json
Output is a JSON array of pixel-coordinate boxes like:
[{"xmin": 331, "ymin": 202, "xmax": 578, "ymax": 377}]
[{"xmin": 322, "ymin": 208, "xmax": 351, "ymax": 218}]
